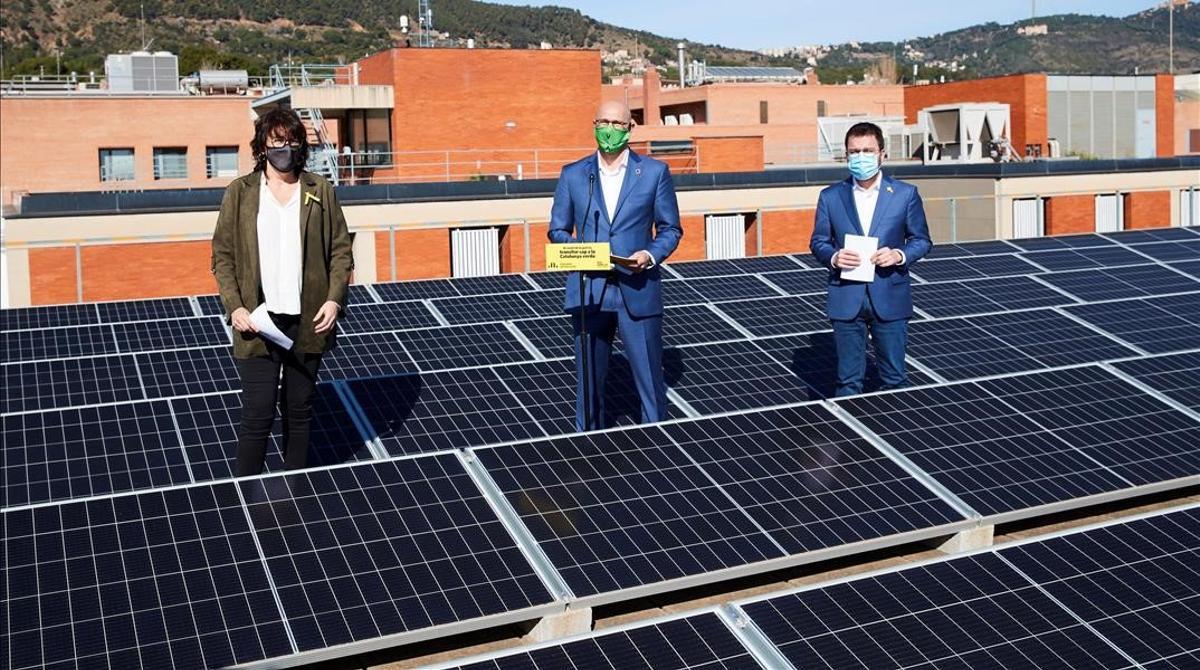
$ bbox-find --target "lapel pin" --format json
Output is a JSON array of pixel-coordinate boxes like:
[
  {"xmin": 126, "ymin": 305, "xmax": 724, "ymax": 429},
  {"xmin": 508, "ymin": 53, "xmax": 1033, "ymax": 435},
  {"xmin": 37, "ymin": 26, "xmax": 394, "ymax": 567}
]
[
  {"xmin": 304, "ymin": 192, "xmax": 321, "ymax": 206},
  {"xmin": 635, "ymin": 168, "xmax": 641, "ymax": 176},
  {"xmin": 886, "ymin": 185, "xmax": 893, "ymax": 193}
]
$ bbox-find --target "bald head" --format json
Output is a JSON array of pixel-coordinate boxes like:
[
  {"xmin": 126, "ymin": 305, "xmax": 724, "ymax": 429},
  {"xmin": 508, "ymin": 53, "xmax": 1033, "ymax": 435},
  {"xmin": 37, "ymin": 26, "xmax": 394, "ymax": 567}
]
[{"xmin": 595, "ymin": 100, "xmax": 632, "ymax": 126}]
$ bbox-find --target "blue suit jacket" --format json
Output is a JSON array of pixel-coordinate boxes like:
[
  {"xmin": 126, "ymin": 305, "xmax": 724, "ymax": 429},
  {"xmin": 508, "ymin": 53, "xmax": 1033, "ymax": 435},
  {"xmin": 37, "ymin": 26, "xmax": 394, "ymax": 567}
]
[
  {"xmin": 548, "ymin": 150, "xmax": 683, "ymax": 318},
  {"xmin": 809, "ymin": 175, "xmax": 932, "ymax": 321}
]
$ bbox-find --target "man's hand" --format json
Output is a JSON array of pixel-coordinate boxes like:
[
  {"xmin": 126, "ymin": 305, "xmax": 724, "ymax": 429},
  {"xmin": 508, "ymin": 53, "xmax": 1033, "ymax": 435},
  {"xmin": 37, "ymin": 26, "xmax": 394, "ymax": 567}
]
[
  {"xmin": 871, "ymin": 247, "xmax": 904, "ymax": 268},
  {"xmin": 833, "ymin": 249, "xmax": 861, "ymax": 270},
  {"xmin": 231, "ymin": 307, "xmax": 257, "ymax": 333},
  {"xmin": 313, "ymin": 301, "xmax": 340, "ymax": 334},
  {"xmin": 630, "ymin": 250, "xmax": 654, "ymax": 272}
]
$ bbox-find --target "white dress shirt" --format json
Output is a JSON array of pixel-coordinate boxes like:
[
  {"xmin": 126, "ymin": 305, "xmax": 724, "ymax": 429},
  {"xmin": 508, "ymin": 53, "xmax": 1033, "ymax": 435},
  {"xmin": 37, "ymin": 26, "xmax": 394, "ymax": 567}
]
[
  {"xmin": 850, "ymin": 172, "xmax": 905, "ymax": 265},
  {"xmin": 256, "ymin": 175, "xmax": 303, "ymax": 315},
  {"xmin": 596, "ymin": 149, "xmax": 655, "ymax": 265}
]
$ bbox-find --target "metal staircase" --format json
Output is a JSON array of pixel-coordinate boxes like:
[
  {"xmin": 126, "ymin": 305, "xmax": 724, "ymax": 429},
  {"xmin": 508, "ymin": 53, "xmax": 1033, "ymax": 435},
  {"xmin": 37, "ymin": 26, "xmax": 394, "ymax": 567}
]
[{"xmin": 268, "ymin": 64, "xmax": 340, "ymax": 184}]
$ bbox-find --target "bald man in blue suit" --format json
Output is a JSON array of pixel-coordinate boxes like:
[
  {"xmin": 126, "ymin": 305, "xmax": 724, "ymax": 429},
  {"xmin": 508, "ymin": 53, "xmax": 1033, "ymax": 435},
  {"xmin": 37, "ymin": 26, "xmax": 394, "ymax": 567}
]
[
  {"xmin": 549, "ymin": 100, "xmax": 682, "ymax": 431},
  {"xmin": 811, "ymin": 122, "xmax": 932, "ymax": 397}
]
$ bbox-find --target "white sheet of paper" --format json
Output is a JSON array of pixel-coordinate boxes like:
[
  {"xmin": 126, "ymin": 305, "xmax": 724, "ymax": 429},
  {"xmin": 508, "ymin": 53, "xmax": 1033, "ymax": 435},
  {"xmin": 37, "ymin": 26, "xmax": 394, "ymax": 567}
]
[
  {"xmin": 841, "ymin": 234, "xmax": 879, "ymax": 283},
  {"xmin": 250, "ymin": 304, "xmax": 294, "ymax": 350}
]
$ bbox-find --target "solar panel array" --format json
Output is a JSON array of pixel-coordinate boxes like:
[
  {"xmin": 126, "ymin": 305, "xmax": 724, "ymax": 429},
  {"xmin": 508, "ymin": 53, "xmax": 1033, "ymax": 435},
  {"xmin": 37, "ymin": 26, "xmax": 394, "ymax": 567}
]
[{"xmin": 3, "ymin": 226, "xmax": 1198, "ymax": 668}]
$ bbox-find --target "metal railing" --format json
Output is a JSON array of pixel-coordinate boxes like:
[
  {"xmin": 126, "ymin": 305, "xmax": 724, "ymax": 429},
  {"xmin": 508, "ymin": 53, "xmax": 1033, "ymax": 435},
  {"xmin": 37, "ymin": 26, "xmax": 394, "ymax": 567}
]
[{"xmin": 266, "ymin": 64, "xmax": 354, "ymax": 92}]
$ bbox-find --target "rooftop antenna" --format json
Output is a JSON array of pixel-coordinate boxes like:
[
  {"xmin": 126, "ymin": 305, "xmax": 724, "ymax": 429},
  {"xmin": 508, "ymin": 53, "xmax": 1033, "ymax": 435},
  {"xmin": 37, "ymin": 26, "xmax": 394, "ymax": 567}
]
[
  {"xmin": 419, "ymin": 0, "xmax": 434, "ymax": 48},
  {"xmin": 1031, "ymin": 0, "xmax": 1036, "ymax": 19},
  {"xmin": 139, "ymin": 2, "xmax": 148, "ymax": 50},
  {"xmin": 1168, "ymin": 0, "xmax": 1174, "ymax": 74}
]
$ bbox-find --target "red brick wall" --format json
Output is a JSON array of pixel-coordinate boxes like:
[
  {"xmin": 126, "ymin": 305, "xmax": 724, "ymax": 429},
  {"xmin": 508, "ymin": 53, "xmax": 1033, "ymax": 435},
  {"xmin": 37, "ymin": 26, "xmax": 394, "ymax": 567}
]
[
  {"xmin": 1156, "ymin": 74, "xmax": 1176, "ymax": 158},
  {"xmin": 905, "ymin": 74, "xmax": 1048, "ymax": 156},
  {"xmin": 375, "ymin": 231, "xmax": 394, "ymax": 281},
  {"xmin": 695, "ymin": 136, "xmax": 764, "ymax": 172},
  {"xmin": 1125, "ymin": 190, "xmax": 1172, "ymax": 229},
  {"xmin": 393, "ymin": 229, "xmax": 451, "ymax": 279},
  {"xmin": 28, "ymin": 247, "xmax": 78, "ymax": 305},
  {"xmin": 673, "ymin": 215, "xmax": 707, "ymax": 262},
  {"xmin": 528, "ymin": 222, "xmax": 550, "ymax": 272},
  {"xmin": 81, "ymin": 241, "xmax": 214, "ymax": 302},
  {"xmin": 762, "ymin": 210, "xmax": 816, "ymax": 255},
  {"xmin": 1045, "ymin": 194, "xmax": 1096, "ymax": 235}
]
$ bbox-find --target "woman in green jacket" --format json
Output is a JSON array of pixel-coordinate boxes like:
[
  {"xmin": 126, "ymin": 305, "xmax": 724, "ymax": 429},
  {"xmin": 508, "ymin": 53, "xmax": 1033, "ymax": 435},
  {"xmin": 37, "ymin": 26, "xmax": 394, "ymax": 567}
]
[{"xmin": 210, "ymin": 108, "xmax": 354, "ymax": 476}]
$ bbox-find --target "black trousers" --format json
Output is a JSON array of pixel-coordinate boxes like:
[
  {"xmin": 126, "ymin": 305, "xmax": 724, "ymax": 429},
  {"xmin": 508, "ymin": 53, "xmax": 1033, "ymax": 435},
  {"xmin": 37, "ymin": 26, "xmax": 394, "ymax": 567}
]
[{"xmin": 235, "ymin": 313, "xmax": 323, "ymax": 476}]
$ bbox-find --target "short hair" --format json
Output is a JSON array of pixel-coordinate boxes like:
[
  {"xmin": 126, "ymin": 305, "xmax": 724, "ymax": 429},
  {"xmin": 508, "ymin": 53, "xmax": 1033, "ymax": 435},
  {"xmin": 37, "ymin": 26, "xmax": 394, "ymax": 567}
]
[
  {"xmin": 251, "ymin": 108, "xmax": 309, "ymax": 175},
  {"xmin": 844, "ymin": 122, "xmax": 885, "ymax": 152}
]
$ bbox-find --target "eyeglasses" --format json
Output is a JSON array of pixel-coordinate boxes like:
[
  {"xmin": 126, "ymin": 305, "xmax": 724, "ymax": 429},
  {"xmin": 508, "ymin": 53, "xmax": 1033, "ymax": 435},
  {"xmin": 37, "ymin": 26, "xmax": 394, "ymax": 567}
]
[
  {"xmin": 594, "ymin": 119, "xmax": 632, "ymax": 130},
  {"xmin": 266, "ymin": 140, "xmax": 303, "ymax": 149}
]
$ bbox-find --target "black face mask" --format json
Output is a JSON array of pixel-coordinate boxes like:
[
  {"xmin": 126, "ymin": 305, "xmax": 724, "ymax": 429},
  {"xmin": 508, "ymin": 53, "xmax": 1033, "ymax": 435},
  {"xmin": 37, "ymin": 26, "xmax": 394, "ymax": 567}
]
[{"xmin": 265, "ymin": 146, "xmax": 300, "ymax": 173}]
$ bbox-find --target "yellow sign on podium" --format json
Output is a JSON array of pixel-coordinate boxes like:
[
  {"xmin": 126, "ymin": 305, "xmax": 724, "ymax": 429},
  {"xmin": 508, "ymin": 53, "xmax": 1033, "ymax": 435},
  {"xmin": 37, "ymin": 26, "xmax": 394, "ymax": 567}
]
[{"xmin": 545, "ymin": 243, "xmax": 612, "ymax": 271}]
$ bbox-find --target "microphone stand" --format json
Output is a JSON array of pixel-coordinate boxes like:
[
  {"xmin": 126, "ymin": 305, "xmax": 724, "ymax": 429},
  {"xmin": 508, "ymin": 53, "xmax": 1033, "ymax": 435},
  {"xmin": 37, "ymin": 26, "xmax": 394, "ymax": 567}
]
[{"xmin": 580, "ymin": 171, "xmax": 596, "ymax": 430}]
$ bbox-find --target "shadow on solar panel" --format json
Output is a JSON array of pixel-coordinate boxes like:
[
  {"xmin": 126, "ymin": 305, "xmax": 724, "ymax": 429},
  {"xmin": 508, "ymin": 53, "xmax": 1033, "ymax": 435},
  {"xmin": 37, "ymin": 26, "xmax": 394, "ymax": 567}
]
[{"xmin": 755, "ymin": 332, "xmax": 934, "ymax": 399}]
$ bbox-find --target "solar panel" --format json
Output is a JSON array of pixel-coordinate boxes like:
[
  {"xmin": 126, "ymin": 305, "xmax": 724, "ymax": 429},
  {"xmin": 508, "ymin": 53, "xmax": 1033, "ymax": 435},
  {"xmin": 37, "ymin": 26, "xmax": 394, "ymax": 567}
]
[
  {"xmin": 347, "ymin": 283, "xmax": 378, "ymax": 305},
  {"xmin": 937, "ymin": 239, "xmax": 1021, "ymax": 257},
  {"xmin": 975, "ymin": 367, "xmax": 1200, "ymax": 487},
  {"xmin": 1114, "ymin": 351, "xmax": 1200, "ymax": 412},
  {"xmin": 3, "ymin": 482, "xmax": 294, "ymax": 670},
  {"xmin": 664, "ymin": 341, "xmax": 813, "ymax": 414},
  {"xmin": 665, "ymin": 259, "xmax": 744, "ymax": 278},
  {"xmin": 683, "ymin": 275, "xmax": 781, "ymax": 301},
  {"xmin": 395, "ymin": 322, "xmax": 536, "ymax": 371},
  {"xmin": 1170, "ymin": 259, "xmax": 1200, "ymax": 278},
  {"xmin": 320, "ymin": 332, "xmax": 418, "ymax": 380},
  {"xmin": 113, "ymin": 316, "xmax": 229, "ymax": 353},
  {"xmin": 913, "ymin": 276, "xmax": 1076, "ymax": 318},
  {"xmin": 910, "ymin": 254, "xmax": 1041, "ymax": 282},
  {"xmin": 660, "ymin": 405, "xmax": 965, "ymax": 554},
  {"xmin": 433, "ymin": 293, "xmax": 540, "ymax": 324},
  {"xmin": 2, "ymin": 355, "xmax": 144, "ymax": 414},
  {"xmin": 519, "ymin": 289, "xmax": 568, "ymax": 317},
  {"xmin": 998, "ymin": 506, "xmax": 1200, "ymax": 668},
  {"xmin": 1020, "ymin": 245, "xmax": 1153, "ymax": 271},
  {"xmin": 790, "ymin": 253, "xmax": 819, "ymax": 268},
  {"xmin": 1065, "ymin": 292, "xmax": 1200, "ymax": 354},
  {"xmin": 711, "ymin": 296, "xmax": 829, "ymax": 337},
  {"xmin": 757, "ymin": 268, "xmax": 829, "ymax": 296},
  {"xmin": 1104, "ymin": 227, "xmax": 1199, "ymax": 243},
  {"xmin": 1036, "ymin": 264, "xmax": 1200, "ymax": 302},
  {"xmin": 752, "ymin": 333, "xmax": 936, "ymax": 399},
  {"xmin": 525, "ymin": 270, "xmax": 570, "ymax": 290},
  {"xmin": 374, "ymin": 278, "xmax": 460, "ymax": 302},
  {"xmin": 0, "ymin": 303, "xmax": 98, "ymax": 331},
  {"xmin": 906, "ymin": 309, "xmax": 1136, "ymax": 381},
  {"xmin": 837, "ymin": 381, "xmax": 1132, "ymax": 518},
  {"xmin": 195, "ymin": 294, "xmax": 226, "ymax": 316},
  {"xmin": 448, "ymin": 274, "xmax": 536, "ymax": 296},
  {"xmin": 95, "ymin": 297, "xmax": 195, "ymax": 323},
  {"xmin": 445, "ymin": 612, "xmax": 760, "ymax": 670},
  {"xmin": 1, "ymin": 400, "xmax": 191, "ymax": 508},
  {"xmin": 657, "ymin": 305, "xmax": 751, "ymax": 348},
  {"xmin": 730, "ymin": 255, "xmax": 804, "ymax": 274},
  {"xmin": 238, "ymin": 455, "xmax": 555, "ymax": 652},
  {"xmin": 170, "ymin": 386, "xmax": 373, "ymax": 482},
  {"xmin": 660, "ymin": 280, "xmax": 708, "ymax": 307},
  {"xmin": 740, "ymin": 552, "xmax": 1136, "ymax": 670},
  {"xmin": 136, "ymin": 346, "xmax": 239, "ymax": 398},
  {"xmin": 474, "ymin": 428, "xmax": 784, "ymax": 599},
  {"xmin": 337, "ymin": 301, "xmax": 442, "ymax": 334},
  {"xmin": 510, "ymin": 315, "xmax": 575, "ymax": 360},
  {"xmin": 1008, "ymin": 233, "xmax": 1116, "ymax": 251},
  {"xmin": 1123, "ymin": 239, "xmax": 1200, "ymax": 262},
  {"xmin": 2, "ymin": 324, "xmax": 118, "ymax": 363},
  {"xmin": 348, "ymin": 368, "xmax": 545, "ymax": 456},
  {"xmin": 492, "ymin": 357, "xmax": 655, "ymax": 435}
]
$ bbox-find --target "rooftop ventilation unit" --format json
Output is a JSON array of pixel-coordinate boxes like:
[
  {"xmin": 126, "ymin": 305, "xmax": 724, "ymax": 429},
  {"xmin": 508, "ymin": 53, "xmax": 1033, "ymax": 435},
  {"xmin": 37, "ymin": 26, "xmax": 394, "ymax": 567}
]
[{"xmin": 105, "ymin": 51, "xmax": 179, "ymax": 93}]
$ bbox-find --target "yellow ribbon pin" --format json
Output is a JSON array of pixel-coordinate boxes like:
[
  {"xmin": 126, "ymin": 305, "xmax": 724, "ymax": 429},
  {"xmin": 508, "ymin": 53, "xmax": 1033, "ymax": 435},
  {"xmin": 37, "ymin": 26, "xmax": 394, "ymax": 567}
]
[
  {"xmin": 886, "ymin": 186, "xmax": 894, "ymax": 193},
  {"xmin": 304, "ymin": 192, "xmax": 321, "ymax": 206}
]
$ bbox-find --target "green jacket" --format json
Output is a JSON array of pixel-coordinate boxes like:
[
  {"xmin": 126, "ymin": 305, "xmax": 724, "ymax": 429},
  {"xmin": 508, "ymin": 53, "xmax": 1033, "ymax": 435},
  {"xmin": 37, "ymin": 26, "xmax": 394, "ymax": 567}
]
[{"xmin": 210, "ymin": 171, "xmax": 354, "ymax": 359}]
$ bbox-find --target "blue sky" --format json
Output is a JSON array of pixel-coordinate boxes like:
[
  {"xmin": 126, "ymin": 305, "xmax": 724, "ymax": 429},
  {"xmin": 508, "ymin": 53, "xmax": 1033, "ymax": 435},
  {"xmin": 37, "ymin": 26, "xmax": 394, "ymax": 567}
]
[{"xmin": 489, "ymin": 0, "xmax": 1161, "ymax": 50}]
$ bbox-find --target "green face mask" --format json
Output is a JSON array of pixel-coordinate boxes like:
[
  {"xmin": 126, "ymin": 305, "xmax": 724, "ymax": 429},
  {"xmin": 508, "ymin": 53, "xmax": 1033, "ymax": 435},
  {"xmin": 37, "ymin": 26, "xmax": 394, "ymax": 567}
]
[{"xmin": 595, "ymin": 125, "xmax": 631, "ymax": 154}]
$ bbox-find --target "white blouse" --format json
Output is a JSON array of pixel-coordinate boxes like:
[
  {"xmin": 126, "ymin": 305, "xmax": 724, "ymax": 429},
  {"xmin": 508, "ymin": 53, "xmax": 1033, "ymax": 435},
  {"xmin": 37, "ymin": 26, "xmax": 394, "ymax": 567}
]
[{"xmin": 256, "ymin": 175, "xmax": 303, "ymax": 315}]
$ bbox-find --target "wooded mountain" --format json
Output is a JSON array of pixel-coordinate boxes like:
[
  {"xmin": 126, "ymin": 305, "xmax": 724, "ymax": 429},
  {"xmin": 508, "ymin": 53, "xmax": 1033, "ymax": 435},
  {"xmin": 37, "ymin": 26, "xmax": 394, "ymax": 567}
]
[{"xmin": 1, "ymin": 0, "xmax": 1196, "ymax": 81}]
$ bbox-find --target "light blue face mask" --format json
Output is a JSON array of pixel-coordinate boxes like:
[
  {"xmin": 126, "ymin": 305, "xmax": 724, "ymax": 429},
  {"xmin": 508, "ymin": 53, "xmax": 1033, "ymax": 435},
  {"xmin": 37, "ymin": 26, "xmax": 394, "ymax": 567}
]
[{"xmin": 848, "ymin": 152, "xmax": 881, "ymax": 181}]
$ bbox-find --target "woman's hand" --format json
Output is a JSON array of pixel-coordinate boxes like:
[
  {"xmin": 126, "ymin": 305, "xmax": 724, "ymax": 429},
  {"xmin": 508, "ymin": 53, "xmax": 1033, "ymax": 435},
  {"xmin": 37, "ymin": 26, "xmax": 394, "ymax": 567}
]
[
  {"xmin": 313, "ymin": 301, "xmax": 340, "ymax": 334},
  {"xmin": 231, "ymin": 307, "xmax": 257, "ymax": 333}
]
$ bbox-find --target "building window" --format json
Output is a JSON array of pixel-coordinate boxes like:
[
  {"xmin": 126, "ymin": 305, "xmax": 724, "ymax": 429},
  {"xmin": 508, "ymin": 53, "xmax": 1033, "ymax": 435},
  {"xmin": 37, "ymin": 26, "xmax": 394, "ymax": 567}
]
[
  {"xmin": 153, "ymin": 147, "xmax": 188, "ymax": 180},
  {"xmin": 817, "ymin": 100, "xmax": 827, "ymax": 117},
  {"xmin": 206, "ymin": 146, "xmax": 239, "ymax": 178},
  {"xmin": 759, "ymin": 101, "xmax": 769, "ymax": 124},
  {"xmin": 99, "ymin": 148, "xmax": 135, "ymax": 182}
]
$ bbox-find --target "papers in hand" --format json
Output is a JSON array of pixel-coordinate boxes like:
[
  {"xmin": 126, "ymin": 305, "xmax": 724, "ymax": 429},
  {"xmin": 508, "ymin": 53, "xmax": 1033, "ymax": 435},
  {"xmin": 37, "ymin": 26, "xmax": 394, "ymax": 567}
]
[
  {"xmin": 250, "ymin": 304, "xmax": 294, "ymax": 350},
  {"xmin": 840, "ymin": 234, "xmax": 879, "ymax": 283}
]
